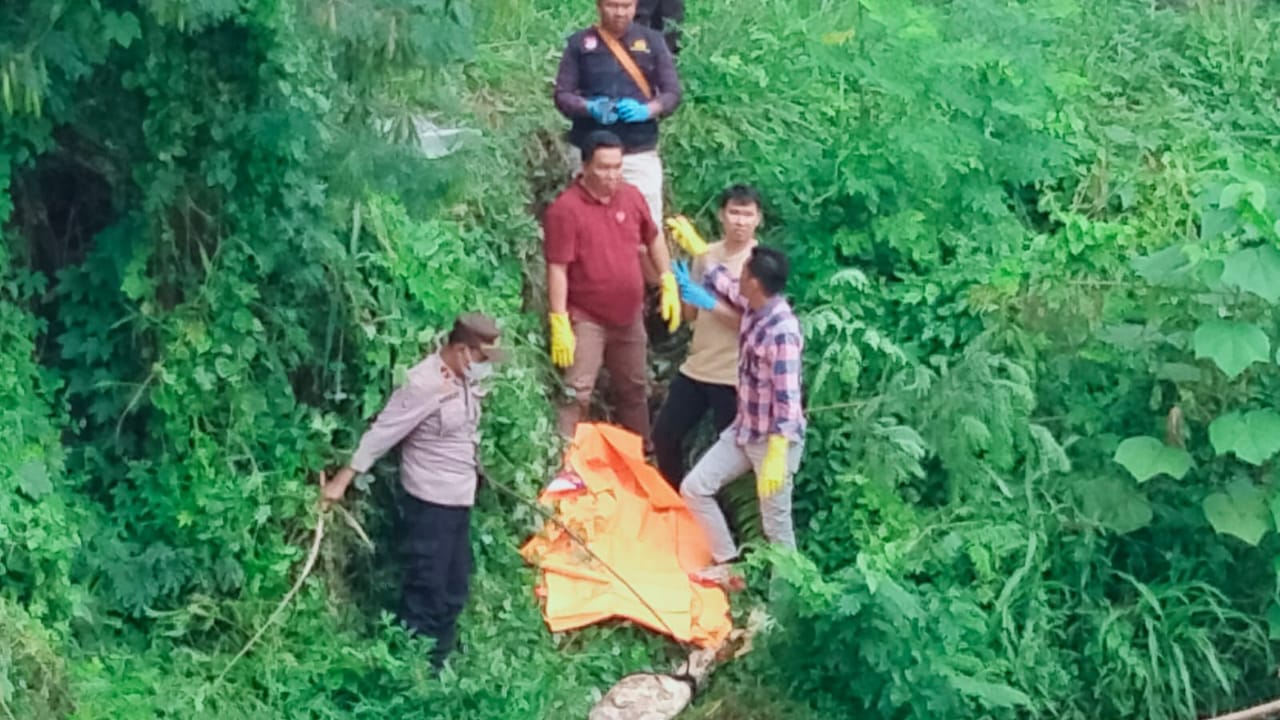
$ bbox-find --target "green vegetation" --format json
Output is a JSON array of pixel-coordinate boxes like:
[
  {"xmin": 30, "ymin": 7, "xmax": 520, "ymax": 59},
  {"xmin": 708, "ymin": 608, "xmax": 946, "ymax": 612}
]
[{"xmin": 4, "ymin": 0, "xmax": 1280, "ymax": 717}]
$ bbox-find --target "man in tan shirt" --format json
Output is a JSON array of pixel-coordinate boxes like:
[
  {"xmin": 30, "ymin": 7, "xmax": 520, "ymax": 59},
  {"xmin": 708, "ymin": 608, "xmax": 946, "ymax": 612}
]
[
  {"xmin": 652, "ymin": 185, "xmax": 762, "ymax": 487},
  {"xmin": 321, "ymin": 312, "xmax": 503, "ymax": 670}
]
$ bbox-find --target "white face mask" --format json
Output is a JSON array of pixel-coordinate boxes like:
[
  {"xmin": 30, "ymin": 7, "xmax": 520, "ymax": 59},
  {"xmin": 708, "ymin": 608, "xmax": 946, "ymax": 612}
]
[{"xmin": 464, "ymin": 361, "xmax": 493, "ymax": 383}]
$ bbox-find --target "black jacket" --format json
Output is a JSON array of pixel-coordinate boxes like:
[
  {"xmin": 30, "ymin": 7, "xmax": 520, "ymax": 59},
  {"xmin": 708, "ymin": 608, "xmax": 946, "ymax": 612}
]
[
  {"xmin": 635, "ymin": 0, "xmax": 684, "ymax": 54},
  {"xmin": 553, "ymin": 25, "xmax": 683, "ymax": 152}
]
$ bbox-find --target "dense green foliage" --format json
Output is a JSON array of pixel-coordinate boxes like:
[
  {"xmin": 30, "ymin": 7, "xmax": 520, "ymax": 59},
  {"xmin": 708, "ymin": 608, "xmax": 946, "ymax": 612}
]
[{"xmin": 4, "ymin": 0, "xmax": 1280, "ymax": 717}]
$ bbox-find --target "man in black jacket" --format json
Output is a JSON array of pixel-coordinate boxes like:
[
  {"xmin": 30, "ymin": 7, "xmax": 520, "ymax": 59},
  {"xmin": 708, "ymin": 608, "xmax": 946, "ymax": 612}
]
[
  {"xmin": 553, "ymin": 0, "xmax": 683, "ymax": 229},
  {"xmin": 636, "ymin": 0, "xmax": 684, "ymax": 55}
]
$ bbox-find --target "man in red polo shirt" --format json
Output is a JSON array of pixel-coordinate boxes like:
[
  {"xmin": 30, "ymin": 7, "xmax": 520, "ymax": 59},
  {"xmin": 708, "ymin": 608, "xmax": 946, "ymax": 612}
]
[{"xmin": 543, "ymin": 130, "xmax": 680, "ymax": 441}]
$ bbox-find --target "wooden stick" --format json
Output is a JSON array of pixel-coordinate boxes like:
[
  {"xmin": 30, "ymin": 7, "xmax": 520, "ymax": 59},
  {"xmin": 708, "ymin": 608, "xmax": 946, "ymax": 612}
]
[
  {"xmin": 336, "ymin": 504, "xmax": 374, "ymax": 550},
  {"xmin": 213, "ymin": 474, "xmax": 327, "ymax": 687},
  {"xmin": 1205, "ymin": 698, "xmax": 1280, "ymax": 720}
]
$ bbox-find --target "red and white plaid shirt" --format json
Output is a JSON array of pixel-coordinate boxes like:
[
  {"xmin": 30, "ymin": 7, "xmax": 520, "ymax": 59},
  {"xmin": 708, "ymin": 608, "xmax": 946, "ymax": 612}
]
[{"xmin": 704, "ymin": 266, "xmax": 806, "ymax": 445}]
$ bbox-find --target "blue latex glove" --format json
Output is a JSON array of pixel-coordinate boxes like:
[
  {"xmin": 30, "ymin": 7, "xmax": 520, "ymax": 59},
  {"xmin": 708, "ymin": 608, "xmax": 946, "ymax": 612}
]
[
  {"xmin": 616, "ymin": 97, "xmax": 652, "ymax": 123},
  {"xmin": 587, "ymin": 97, "xmax": 618, "ymax": 124},
  {"xmin": 673, "ymin": 260, "xmax": 717, "ymax": 310}
]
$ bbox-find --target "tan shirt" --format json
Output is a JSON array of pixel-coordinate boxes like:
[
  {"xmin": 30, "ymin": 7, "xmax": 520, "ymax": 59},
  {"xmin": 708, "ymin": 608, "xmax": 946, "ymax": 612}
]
[
  {"xmin": 349, "ymin": 353, "xmax": 482, "ymax": 507},
  {"xmin": 680, "ymin": 239, "xmax": 756, "ymax": 386}
]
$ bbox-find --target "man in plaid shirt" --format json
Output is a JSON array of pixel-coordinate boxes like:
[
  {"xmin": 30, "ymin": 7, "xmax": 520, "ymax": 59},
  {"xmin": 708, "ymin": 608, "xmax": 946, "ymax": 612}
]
[{"xmin": 672, "ymin": 246, "xmax": 805, "ymax": 577}]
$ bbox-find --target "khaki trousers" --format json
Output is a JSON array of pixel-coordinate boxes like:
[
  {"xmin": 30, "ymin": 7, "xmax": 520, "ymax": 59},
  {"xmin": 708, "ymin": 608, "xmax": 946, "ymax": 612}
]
[{"xmin": 558, "ymin": 313, "xmax": 651, "ymax": 442}]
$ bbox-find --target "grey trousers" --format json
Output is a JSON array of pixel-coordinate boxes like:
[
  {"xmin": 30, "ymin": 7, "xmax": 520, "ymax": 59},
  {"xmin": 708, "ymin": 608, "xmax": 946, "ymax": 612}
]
[{"xmin": 680, "ymin": 428, "xmax": 803, "ymax": 563}]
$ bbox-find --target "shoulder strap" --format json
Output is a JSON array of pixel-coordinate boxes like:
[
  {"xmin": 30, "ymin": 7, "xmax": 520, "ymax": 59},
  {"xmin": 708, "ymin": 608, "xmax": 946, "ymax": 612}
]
[{"xmin": 594, "ymin": 27, "xmax": 654, "ymax": 99}]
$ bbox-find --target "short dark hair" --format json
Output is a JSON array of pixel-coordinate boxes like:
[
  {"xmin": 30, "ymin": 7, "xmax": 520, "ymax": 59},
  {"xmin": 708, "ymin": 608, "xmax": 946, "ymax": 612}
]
[
  {"xmin": 746, "ymin": 246, "xmax": 789, "ymax": 296},
  {"xmin": 719, "ymin": 184, "xmax": 762, "ymax": 211},
  {"xmin": 581, "ymin": 130, "xmax": 624, "ymax": 165}
]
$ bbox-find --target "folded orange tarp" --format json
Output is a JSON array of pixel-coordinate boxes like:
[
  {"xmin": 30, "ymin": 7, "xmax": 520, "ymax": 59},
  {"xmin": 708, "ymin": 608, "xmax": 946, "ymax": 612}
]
[{"xmin": 520, "ymin": 422, "xmax": 732, "ymax": 648}]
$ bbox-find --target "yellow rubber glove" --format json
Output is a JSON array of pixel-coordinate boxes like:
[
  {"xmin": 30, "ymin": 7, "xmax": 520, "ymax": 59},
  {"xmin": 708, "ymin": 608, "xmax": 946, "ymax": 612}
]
[
  {"xmin": 665, "ymin": 215, "xmax": 709, "ymax": 257},
  {"xmin": 548, "ymin": 312, "xmax": 575, "ymax": 368},
  {"xmin": 659, "ymin": 271, "xmax": 681, "ymax": 333},
  {"xmin": 757, "ymin": 435, "xmax": 789, "ymax": 498}
]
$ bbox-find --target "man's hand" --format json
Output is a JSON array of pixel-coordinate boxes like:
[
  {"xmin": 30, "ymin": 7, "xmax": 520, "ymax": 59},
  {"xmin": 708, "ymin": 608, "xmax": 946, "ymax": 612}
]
[
  {"xmin": 665, "ymin": 215, "xmax": 709, "ymax": 257},
  {"xmin": 549, "ymin": 312, "xmax": 576, "ymax": 368},
  {"xmin": 321, "ymin": 467, "xmax": 356, "ymax": 506},
  {"xmin": 587, "ymin": 97, "xmax": 618, "ymax": 124},
  {"xmin": 659, "ymin": 271, "xmax": 681, "ymax": 333},
  {"xmin": 673, "ymin": 260, "xmax": 717, "ymax": 310},
  {"xmin": 757, "ymin": 435, "xmax": 789, "ymax": 498},
  {"xmin": 616, "ymin": 97, "xmax": 652, "ymax": 123}
]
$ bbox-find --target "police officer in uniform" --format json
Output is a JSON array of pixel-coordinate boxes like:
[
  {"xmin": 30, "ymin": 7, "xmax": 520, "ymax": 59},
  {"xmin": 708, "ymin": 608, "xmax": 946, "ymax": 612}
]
[{"xmin": 321, "ymin": 313, "xmax": 504, "ymax": 670}]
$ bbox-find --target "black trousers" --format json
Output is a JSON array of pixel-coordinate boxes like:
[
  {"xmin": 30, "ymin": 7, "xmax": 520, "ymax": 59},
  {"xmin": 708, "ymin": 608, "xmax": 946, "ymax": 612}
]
[
  {"xmin": 399, "ymin": 494, "xmax": 472, "ymax": 668},
  {"xmin": 652, "ymin": 372, "xmax": 738, "ymax": 487}
]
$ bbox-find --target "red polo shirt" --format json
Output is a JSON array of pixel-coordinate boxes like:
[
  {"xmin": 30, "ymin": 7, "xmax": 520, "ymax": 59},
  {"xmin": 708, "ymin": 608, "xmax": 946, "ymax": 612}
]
[{"xmin": 543, "ymin": 180, "xmax": 658, "ymax": 327}]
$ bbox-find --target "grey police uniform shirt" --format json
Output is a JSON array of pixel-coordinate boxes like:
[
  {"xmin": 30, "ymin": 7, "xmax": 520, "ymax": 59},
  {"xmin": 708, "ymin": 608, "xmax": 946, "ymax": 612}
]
[{"xmin": 349, "ymin": 353, "xmax": 482, "ymax": 507}]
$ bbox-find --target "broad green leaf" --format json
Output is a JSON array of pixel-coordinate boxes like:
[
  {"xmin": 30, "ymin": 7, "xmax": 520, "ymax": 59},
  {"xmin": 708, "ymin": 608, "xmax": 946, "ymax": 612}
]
[
  {"xmin": 1131, "ymin": 244, "xmax": 1191, "ymax": 285},
  {"xmin": 1202, "ymin": 480, "xmax": 1272, "ymax": 546},
  {"xmin": 1114, "ymin": 436, "xmax": 1191, "ymax": 483},
  {"xmin": 1193, "ymin": 320, "xmax": 1270, "ymax": 379},
  {"xmin": 1078, "ymin": 477, "xmax": 1153, "ymax": 534},
  {"xmin": 1200, "ymin": 207, "xmax": 1238, "ymax": 241},
  {"xmin": 16, "ymin": 460, "xmax": 52, "ymax": 500},
  {"xmin": 1221, "ymin": 246, "xmax": 1280, "ymax": 303},
  {"xmin": 1208, "ymin": 410, "xmax": 1280, "ymax": 465},
  {"xmin": 946, "ymin": 671, "xmax": 1032, "ymax": 708},
  {"xmin": 1196, "ymin": 259, "xmax": 1228, "ymax": 291},
  {"xmin": 214, "ymin": 356, "xmax": 235, "ymax": 379},
  {"xmin": 1209, "ymin": 412, "xmax": 1246, "ymax": 455},
  {"xmin": 1219, "ymin": 181, "xmax": 1267, "ymax": 214},
  {"xmin": 103, "ymin": 11, "xmax": 142, "ymax": 49}
]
